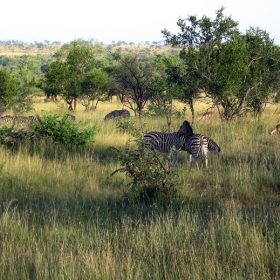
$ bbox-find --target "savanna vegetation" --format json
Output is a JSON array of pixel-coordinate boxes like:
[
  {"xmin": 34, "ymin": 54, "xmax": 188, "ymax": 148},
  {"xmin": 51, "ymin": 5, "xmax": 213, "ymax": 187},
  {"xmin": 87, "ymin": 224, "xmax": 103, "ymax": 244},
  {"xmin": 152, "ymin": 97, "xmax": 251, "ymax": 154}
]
[{"xmin": 1, "ymin": 7, "xmax": 280, "ymax": 279}]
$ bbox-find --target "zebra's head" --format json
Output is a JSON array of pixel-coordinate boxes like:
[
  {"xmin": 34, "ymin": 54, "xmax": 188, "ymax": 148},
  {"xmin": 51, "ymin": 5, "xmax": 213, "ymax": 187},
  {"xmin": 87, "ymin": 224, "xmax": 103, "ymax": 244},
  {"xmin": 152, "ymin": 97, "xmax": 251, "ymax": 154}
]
[{"xmin": 177, "ymin": 120, "xmax": 193, "ymax": 137}]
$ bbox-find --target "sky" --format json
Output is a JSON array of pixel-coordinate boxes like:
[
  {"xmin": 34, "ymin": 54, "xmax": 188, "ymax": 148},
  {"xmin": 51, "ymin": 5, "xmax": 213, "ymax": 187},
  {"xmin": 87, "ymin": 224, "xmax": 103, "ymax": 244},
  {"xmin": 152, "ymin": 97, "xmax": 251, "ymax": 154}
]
[{"xmin": 2, "ymin": 0, "xmax": 280, "ymax": 45}]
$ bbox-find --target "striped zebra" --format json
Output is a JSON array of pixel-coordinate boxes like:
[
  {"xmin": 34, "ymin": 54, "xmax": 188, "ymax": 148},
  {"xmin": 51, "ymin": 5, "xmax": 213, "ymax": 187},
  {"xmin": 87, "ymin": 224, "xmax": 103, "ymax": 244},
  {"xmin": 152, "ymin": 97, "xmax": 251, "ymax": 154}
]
[
  {"xmin": 14, "ymin": 116, "xmax": 32, "ymax": 127},
  {"xmin": 14, "ymin": 116, "xmax": 30, "ymax": 129},
  {"xmin": 104, "ymin": 109, "xmax": 130, "ymax": 121},
  {"xmin": 183, "ymin": 134, "xmax": 220, "ymax": 169},
  {"xmin": 0, "ymin": 115, "xmax": 13, "ymax": 125},
  {"xmin": 28, "ymin": 115, "xmax": 37, "ymax": 122},
  {"xmin": 143, "ymin": 121, "xmax": 193, "ymax": 164}
]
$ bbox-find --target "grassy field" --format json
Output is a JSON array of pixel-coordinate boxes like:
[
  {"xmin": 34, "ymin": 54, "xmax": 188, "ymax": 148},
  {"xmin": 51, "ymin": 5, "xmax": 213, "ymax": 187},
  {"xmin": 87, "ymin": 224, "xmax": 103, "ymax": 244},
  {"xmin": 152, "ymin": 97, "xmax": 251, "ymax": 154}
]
[
  {"xmin": 0, "ymin": 44, "xmax": 61, "ymax": 57},
  {"xmin": 1, "ymin": 96, "xmax": 280, "ymax": 279},
  {"xmin": 0, "ymin": 43, "xmax": 174, "ymax": 57}
]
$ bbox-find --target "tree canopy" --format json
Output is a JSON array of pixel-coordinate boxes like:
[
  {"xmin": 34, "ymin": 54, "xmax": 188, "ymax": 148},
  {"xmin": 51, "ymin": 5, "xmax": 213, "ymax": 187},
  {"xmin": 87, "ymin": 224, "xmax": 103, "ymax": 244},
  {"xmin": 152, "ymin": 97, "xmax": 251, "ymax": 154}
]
[
  {"xmin": 43, "ymin": 40, "xmax": 110, "ymax": 111},
  {"xmin": 162, "ymin": 7, "xmax": 280, "ymax": 120},
  {"xmin": 112, "ymin": 53, "xmax": 159, "ymax": 118}
]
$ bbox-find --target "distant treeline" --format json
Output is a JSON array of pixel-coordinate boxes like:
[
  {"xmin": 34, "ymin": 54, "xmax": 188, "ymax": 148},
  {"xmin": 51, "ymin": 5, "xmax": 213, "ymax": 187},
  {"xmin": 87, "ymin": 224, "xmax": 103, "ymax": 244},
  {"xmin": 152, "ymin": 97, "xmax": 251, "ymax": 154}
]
[
  {"xmin": 0, "ymin": 40, "xmax": 62, "ymax": 48},
  {"xmin": 0, "ymin": 40, "xmax": 165, "ymax": 48},
  {"xmin": 0, "ymin": 40, "xmax": 61, "ymax": 46}
]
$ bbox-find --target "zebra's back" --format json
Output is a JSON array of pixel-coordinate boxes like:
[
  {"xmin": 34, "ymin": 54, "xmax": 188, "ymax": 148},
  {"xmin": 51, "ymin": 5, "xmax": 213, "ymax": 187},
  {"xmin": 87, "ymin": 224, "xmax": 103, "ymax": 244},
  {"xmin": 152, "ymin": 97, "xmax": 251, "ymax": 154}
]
[
  {"xmin": 143, "ymin": 132, "xmax": 183, "ymax": 153},
  {"xmin": 0, "ymin": 115, "xmax": 13, "ymax": 125},
  {"xmin": 183, "ymin": 134, "xmax": 208, "ymax": 157},
  {"xmin": 104, "ymin": 109, "xmax": 130, "ymax": 120},
  {"xmin": 182, "ymin": 134, "xmax": 209, "ymax": 168}
]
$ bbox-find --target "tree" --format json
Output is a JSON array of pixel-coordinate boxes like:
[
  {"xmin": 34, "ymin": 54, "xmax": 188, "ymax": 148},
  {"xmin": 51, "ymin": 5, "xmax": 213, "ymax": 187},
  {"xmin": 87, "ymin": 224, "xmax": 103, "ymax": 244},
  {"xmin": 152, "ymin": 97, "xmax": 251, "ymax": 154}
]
[
  {"xmin": 162, "ymin": 7, "xmax": 280, "ymax": 120},
  {"xmin": 159, "ymin": 54, "xmax": 200, "ymax": 124},
  {"xmin": 148, "ymin": 54, "xmax": 183, "ymax": 131},
  {"xmin": 0, "ymin": 69, "xmax": 17, "ymax": 114},
  {"xmin": 44, "ymin": 61, "xmax": 70, "ymax": 103},
  {"xmin": 80, "ymin": 68, "xmax": 110, "ymax": 111},
  {"xmin": 43, "ymin": 40, "xmax": 109, "ymax": 111},
  {"xmin": 112, "ymin": 53, "xmax": 159, "ymax": 118},
  {"xmin": 0, "ymin": 68, "xmax": 32, "ymax": 115}
]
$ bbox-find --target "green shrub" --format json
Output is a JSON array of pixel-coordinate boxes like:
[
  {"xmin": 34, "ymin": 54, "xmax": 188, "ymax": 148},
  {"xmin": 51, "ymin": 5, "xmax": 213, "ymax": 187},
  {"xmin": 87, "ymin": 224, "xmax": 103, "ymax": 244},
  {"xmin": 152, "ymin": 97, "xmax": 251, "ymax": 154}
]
[
  {"xmin": 28, "ymin": 114, "xmax": 99, "ymax": 146},
  {"xmin": 110, "ymin": 124, "xmax": 179, "ymax": 205},
  {"xmin": 115, "ymin": 118, "xmax": 136, "ymax": 134},
  {"xmin": 0, "ymin": 126, "xmax": 14, "ymax": 145}
]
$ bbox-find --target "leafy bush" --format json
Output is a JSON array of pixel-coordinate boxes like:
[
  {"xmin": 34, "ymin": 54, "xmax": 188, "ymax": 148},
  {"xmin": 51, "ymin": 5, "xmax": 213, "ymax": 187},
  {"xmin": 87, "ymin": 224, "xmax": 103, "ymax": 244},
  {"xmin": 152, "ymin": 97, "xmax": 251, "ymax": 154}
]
[
  {"xmin": 115, "ymin": 118, "xmax": 136, "ymax": 134},
  {"xmin": 28, "ymin": 114, "xmax": 99, "ymax": 146},
  {"xmin": 110, "ymin": 124, "xmax": 179, "ymax": 205},
  {"xmin": 0, "ymin": 126, "xmax": 14, "ymax": 145}
]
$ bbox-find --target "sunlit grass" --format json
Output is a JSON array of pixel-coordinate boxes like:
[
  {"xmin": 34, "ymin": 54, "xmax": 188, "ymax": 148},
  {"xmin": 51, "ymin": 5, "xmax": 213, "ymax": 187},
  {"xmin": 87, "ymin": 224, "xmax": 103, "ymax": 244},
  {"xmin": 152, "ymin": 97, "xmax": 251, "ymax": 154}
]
[{"xmin": 1, "ymin": 97, "xmax": 280, "ymax": 279}]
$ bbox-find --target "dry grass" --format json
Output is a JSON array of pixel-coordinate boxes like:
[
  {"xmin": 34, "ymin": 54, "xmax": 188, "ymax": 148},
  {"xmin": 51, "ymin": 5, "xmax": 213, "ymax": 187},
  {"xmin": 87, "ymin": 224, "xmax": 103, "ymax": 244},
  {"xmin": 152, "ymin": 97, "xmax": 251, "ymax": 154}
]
[
  {"xmin": 0, "ymin": 96, "xmax": 280, "ymax": 279},
  {"xmin": 0, "ymin": 45, "xmax": 61, "ymax": 57},
  {"xmin": 0, "ymin": 43, "xmax": 175, "ymax": 58}
]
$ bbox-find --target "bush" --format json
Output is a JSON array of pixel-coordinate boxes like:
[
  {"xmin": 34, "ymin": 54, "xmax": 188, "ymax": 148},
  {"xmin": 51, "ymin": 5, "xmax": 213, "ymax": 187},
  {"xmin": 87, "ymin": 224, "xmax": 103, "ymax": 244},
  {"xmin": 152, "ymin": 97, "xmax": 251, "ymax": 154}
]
[
  {"xmin": 115, "ymin": 118, "xmax": 136, "ymax": 134},
  {"xmin": 28, "ymin": 114, "xmax": 99, "ymax": 146},
  {"xmin": 110, "ymin": 124, "xmax": 180, "ymax": 205},
  {"xmin": 0, "ymin": 126, "xmax": 14, "ymax": 145}
]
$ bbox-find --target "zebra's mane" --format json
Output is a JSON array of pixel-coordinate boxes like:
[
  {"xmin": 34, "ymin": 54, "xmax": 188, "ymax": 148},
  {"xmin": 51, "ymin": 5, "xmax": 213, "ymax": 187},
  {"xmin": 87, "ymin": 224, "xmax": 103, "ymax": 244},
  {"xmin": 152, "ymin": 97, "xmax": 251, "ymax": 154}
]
[{"xmin": 178, "ymin": 120, "xmax": 193, "ymax": 136}]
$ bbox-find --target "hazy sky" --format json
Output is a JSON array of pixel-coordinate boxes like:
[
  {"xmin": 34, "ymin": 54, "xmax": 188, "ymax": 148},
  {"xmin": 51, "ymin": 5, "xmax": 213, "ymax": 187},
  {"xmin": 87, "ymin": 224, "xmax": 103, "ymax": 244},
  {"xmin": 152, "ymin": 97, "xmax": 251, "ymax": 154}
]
[{"xmin": 2, "ymin": 0, "xmax": 280, "ymax": 45}]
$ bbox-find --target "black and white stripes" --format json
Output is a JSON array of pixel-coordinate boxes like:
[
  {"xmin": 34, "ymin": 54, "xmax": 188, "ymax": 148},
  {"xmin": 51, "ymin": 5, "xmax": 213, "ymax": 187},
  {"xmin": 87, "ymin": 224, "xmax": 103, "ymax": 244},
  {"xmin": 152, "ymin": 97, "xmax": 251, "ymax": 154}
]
[
  {"xmin": 143, "ymin": 121, "xmax": 193, "ymax": 164},
  {"xmin": 183, "ymin": 134, "xmax": 220, "ymax": 169},
  {"xmin": 0, "ymin": 115, "xmax": 13, "ymax": 125},
  {"xmin": 0, "ymin": 114, "xmax": 75, "ymax": 129},
  {"xmin": 0, "ymin": 115, "xmax": 37, "ymax": 127},
  {"xmin": 143, "ymin": 120, "xmax": 220, "ymax": 168},
  {"xmin": 143, "ymin": 132, "xmax": 184, "ymax": 163}
]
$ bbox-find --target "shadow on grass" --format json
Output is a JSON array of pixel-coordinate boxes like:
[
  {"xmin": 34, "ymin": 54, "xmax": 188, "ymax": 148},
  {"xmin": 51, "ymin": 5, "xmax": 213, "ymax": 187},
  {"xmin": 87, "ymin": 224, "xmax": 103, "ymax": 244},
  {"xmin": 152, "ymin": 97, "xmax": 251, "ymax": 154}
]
[
  {"xmin": 2, "ymin": 190, "xmax": 279, "ymax": 231},
  {"xmin": 0, "ymin": 191, "xmax": 224, "ymax": 228},
  {"xmin": 4, "ymin": 140, "xmax": 121, "ymax": 166}
]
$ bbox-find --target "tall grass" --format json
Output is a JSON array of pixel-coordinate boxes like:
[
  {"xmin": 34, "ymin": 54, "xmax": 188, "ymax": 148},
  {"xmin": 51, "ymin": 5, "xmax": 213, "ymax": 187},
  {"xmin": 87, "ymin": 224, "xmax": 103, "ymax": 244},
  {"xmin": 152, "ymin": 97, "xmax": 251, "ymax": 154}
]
[{"xmin": 1, "ymin": 98, "xmax": 280, "ymax": 279}]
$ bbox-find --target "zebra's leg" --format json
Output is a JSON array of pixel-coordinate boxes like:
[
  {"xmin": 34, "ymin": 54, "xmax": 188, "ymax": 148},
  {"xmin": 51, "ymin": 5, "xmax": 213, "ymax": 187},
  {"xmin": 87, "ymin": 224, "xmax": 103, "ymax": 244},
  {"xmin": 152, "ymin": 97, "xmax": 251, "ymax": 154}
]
[
  {"xmin": 194, "ymin": 157, "xmax": 199, "ymax": 169},
  {"xmin": 205, "ymin": 152, "xmax": 208, "ymax": 169},
  {"xmin": 202, "ymin": 149, "xmax": 208, "ymax": 169},
  {"xmin": 171, "ymin": 150, "xmax": 179, "ymax": 164},
  {"xmin": 186, "ymin": 152, "xmax": 192, "ymax": 166},
  {"xmin": 204, "ymin": 155, "xmax": 208, "ymax": 169},
  {"xmin": 191, "ymin": 152, "xmax": 199, "ymax": 169}
]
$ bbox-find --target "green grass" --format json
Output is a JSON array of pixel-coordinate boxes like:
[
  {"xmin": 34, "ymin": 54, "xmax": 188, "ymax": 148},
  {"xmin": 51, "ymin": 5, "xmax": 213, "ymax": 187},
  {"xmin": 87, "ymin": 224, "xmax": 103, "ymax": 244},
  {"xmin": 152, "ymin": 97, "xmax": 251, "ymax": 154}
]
[{"xmin": 1, "ymin": 99, "xmax": 280, "ymax": 279}]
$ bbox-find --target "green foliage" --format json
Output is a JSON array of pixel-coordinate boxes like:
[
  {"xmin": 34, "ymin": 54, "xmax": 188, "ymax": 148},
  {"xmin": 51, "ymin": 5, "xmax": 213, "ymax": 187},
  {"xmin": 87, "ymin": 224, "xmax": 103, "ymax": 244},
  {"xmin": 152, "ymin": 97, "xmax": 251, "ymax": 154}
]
[
  {"xmin": 111, "ymin": 124, "xmax": 179, "ymax": 205},
  {"xmin": 114, "ymin": 118, "xmax": 136, "ymax": 134},
  {"xmin": 43, "ymin": 41, "xmax": 111, "ymax": 111},
  {"xmin": 112, "ymin": 53, "xmax": 159, "ymax": 118},
  {"xmin": 0, "ymin": 68, "xmax": 17, "ymax": 109},
  {"xmin": 29, "ymin": 114, "xmax": 99, "ymax": 146},
  {"xmin": 80, "ymin": 68, "xmax": 110, "ymax": 110},
  {"xmin": 162, "ymin": 7, "xmax": 280, "ymax": 120},
  {"xmin": 0, "ymin": 125, "xmax": 14, "ymax": 145}
]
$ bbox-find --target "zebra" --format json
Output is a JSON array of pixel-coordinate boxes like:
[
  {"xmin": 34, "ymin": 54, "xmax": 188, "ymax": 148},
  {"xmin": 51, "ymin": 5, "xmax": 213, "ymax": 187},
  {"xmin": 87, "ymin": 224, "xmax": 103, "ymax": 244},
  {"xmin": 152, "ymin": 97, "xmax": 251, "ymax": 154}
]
[
  {"xmin": 104, "ymin": 109, "xmax": 130, "ymax": 121},
  {"xmin": 207, "ymin": 138, "xmax": 221, "ymax": 153},
  {"xmin": 143, "ymin": 120, "xmax": 193, "ymax": 164},
  {"xmin": 14, "ymin": 116, "xmax": 32, "ymax": 128},
  {"xmin": 65, "ymin": 114, "xmax": 76, "ymax": 121},
  {"xmin": 182, "ymin": 134, "xmax": 220, "ymax": 169},
  {"xmin": 28, "ymin": 115, "xmax": 37, "ymax": 122},
  {"xmin": 0, "ymin": 115, "xmax": 13, "ymax": 125}
]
